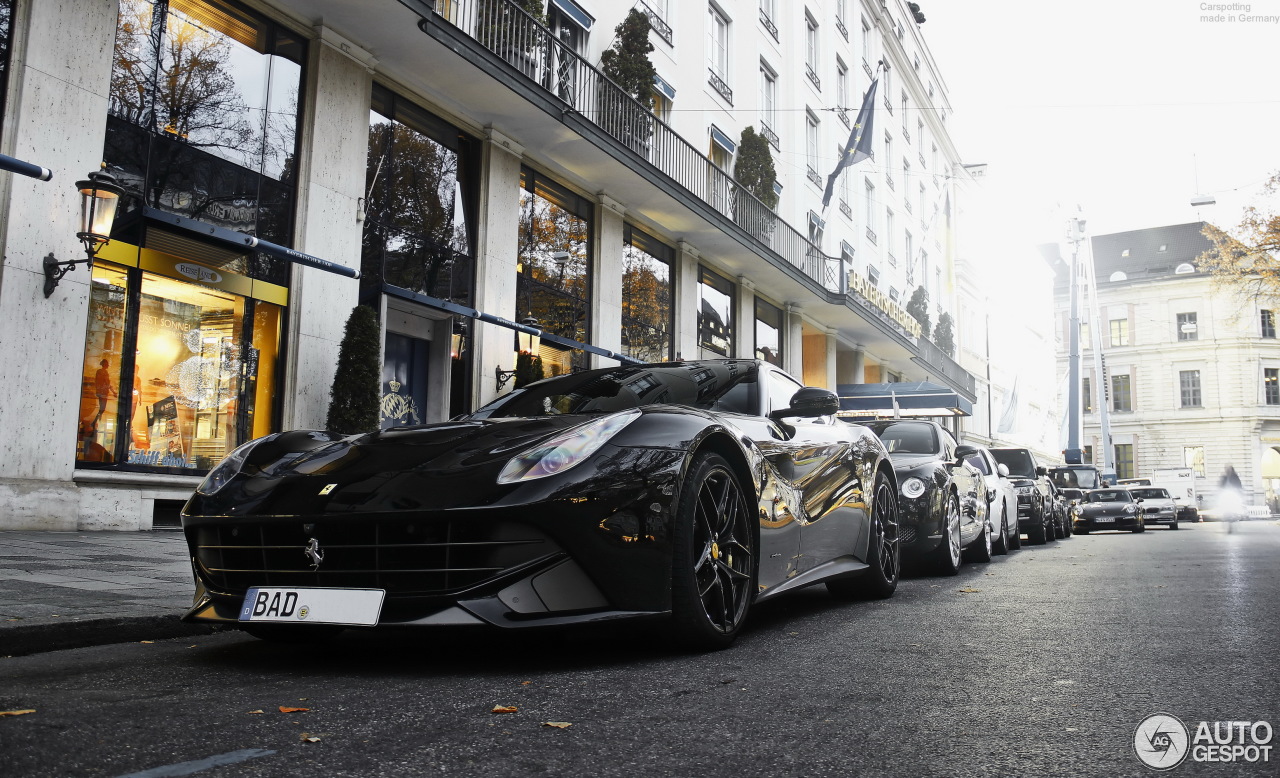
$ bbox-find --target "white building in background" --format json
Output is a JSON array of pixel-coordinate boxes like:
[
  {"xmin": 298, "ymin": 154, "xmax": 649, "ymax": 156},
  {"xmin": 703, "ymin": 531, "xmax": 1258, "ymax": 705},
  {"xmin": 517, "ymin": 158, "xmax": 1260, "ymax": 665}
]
[
  {"xmin": 0, "ymin": 0, "xmax": 977, "ymax": 531},
  {"xmin": 1051, "ymin": 222, "xmax": 1280, "ymax": 510}
]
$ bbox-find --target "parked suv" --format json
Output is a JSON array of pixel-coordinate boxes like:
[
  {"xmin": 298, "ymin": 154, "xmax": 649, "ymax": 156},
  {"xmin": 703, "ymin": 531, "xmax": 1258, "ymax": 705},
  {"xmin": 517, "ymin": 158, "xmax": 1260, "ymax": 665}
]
[{"xmin": 990, "ymin": 447, "xmax": 1055, "ymax": 544}]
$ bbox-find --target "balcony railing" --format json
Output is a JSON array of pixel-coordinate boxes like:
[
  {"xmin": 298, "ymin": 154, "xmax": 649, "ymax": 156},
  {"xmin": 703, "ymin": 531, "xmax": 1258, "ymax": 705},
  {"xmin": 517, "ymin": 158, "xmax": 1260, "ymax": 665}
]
[
  {"xmin": 806, "ymin": 64, "xmax": 821, "ymax": 90},
  {"xmin": 641, "ymin": 2, "xmax": 673, "ymax": 45},
  {"xmin": 839, "ymin": 201, "xmax": 852, "ymax": 219},
  {"xmin": 425, "ymin": 0, "xmax": 966, "ymax": 323},
  {"xmin": 806, "ymin": 166, "xmax": 823, "ymax": 187},
  {"xmin": 885, "ymin": 173, "xmax": 894, "ymax": 191},
  {"xmin": 836, "ymin": 17, "xmax": 849, "ymax": 40},
  {"xmin": 863, "ymin": 59, "xmax": 874, "ymax": 79},
  {"xmin": 866, "ymin": 228, "xmax": 877, "ymax": 245},
  {"xmin": 838, "ymin": 108, "xmax": 851, "ymax": 128},
  {"xmin": 760, "ymin": 121, "xmax": 779, "ymax": 150},
  {"xmin": 759, "ymin": 8, "xmax": 779, "ymax": 41},
  {"xmin": 708, "ymin": 68, "xmax": 734, "ymax": 104},
  {"xmin": 902, "ymin": 126, "xmax": 911, "ymax": 144}
]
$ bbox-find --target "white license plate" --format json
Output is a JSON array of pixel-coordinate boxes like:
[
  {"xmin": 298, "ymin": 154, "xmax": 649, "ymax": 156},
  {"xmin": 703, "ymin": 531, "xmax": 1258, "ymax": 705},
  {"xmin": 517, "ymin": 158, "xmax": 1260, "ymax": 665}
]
[
  {"xmin": 239, "ymin": 587, "xmax": 385, "ymax": 626},
  {"xmin": 1094, "ymin": 517, "xmax": 1114, "ymax": 523}
]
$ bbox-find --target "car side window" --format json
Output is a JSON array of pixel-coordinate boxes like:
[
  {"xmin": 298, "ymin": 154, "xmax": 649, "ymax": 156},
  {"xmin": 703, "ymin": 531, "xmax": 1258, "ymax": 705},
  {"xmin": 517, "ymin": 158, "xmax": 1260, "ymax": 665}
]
[{"xmin": 965, "ymin": 454, "xmax": 991, "ymax": 475}]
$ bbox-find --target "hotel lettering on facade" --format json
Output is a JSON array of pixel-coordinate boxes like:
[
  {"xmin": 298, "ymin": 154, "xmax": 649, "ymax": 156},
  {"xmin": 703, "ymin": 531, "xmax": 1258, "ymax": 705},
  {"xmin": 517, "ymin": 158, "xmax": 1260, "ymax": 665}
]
[{"xmin": 0, "ymin": 0, "xmax": 976, "ymax": 530}]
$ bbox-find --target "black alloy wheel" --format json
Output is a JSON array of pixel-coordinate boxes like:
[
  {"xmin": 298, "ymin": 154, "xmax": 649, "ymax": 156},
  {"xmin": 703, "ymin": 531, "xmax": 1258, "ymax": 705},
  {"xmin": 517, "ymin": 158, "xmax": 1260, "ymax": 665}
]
[
  {"xmin": 1046, "ymin": 512, "xmax": 1060, "ymax": 541},
  {"xmin": 930, "ymin": 493, "xmax": 963, "ymax": 575},
  {"xmin": 828, "ymin": 470, "xmax": 900, "ymax": 600},
  {"xmin": 992, "ymin": 507, "xmax": 1009, "ymax": 555},
  {"xmin": 669, "ymin": 453, "xmax": 757, "ymax": 649}
]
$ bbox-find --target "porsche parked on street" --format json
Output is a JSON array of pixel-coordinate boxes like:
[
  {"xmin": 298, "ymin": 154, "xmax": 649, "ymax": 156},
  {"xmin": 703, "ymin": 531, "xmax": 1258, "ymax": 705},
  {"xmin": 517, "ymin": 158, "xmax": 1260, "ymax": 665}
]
[
  {"xmin": 180, "ymin": 359, "xmax": 900, "ymax": 650},
  {"xmin": 1129, "ymin": 487, "xmax": 1179, "ymax": 529},
  {"xmin": 862, "ymin": 420, "xmax": 989, "ymax": 575},
  {"xmin": 1073, "ymin": 488, "xmax": 1147, "ymax": 534}
]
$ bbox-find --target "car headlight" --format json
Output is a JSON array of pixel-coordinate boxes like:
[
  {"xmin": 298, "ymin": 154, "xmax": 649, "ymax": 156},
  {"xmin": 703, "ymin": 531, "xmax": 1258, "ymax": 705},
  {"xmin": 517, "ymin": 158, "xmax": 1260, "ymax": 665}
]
[
  {"xmin": 1124, "ymin": 505, "xmax": 1136, "ymax": 514},
  {"xmin": 196, "ymin": 434, "xmax": 277, "ymax": 496},
  {"xmin": 498, "ymin": 410, "xmax": 641, "ymax": 484},
  {"xmin": 1016, "ymin": 486, "xmax": 1033, "ymax": 496},
  {"xmin": 901, "ymin": 477, "xmax": 927, "ymax": 499}
]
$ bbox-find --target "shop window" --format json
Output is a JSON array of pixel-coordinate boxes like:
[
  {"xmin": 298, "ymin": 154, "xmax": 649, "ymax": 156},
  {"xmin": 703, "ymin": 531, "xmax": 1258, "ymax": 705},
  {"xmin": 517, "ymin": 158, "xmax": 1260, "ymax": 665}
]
[
  {"xmin": 364, "ymin": 84, "xmax": 478, "ymax": 305},
  {"xmin": 698, "ymin": 266, "xmax": 734, "ymax": 357},
  {"xmin": 622, "ymin": 225, "xmax": 674, "ymax": 362},
  {"xmin": 755, "ymin": 297, "xmax": 783, "ymax": 366},
  {"xmin": 76, "ymin": 244, "xmax": 284, "ymax": 472},
  {"xmin": 517, "ymin": 167, "xmax": 592, "ymax": 374},
  {"xmin": 0, "ymin": 0, "xmax": 15, "ymax": 130},
  {"xmin": 105, "ymin": 0, "xmax": 305, "ymax": 264}
]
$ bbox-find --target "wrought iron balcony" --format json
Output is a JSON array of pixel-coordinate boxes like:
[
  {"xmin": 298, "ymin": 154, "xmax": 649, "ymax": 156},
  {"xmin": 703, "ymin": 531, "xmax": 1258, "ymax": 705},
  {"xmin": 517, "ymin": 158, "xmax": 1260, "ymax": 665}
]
[
  {"xmin": 760, "ymin": 121, "xmax": 780, "ymax": 150},
  {"xmin": 838, "ymin": 108, "xmax": 850, "ymax": 128},
  {"xmin": 806, "ymin": 64, "xmax": 821, "ymax": 90},
  {"xmin": 866, "ymin": 228, "xmax": 877, "ymax": 245},
  {"xmin": 887, "ymin": 252, "xmax": 897, "ymax": 267},
  {"xmin": 885, "ymin": 173, "xmax": 894, "ymax": 191},
  {"xmin": 807, "ymin": 166, "xmax": 823, "ymax": 187},
  {"xmin": 840, "ymin": 201, "xmax": 852, "ymax": 219},
  {"xmin": 759, "ymin": 8, "xmax": 779, "ymax": 41},
  {"xmin": 836, "ymin": 17, "xmax": 849, "ymax": 40},
  {"xmin": 863, "ymin": 59, "xmax": 874, "ymax": 79},
  {"xmin": 641, "ymin": 2, "xmax": 673, "ymax": 45},
  {"xmin": 903, "ymin": 126, "xmax": 911, "ymax": 144},
  {"xmin": 708, "ymin": 68, "xmax": 734, "ymax": 104}
]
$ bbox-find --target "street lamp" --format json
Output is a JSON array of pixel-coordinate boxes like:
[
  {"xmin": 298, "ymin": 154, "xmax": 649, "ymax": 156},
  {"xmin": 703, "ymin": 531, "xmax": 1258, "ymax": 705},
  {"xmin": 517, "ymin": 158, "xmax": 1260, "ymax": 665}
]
[{"xmin": 44, "ymin": 164, "xmax": 125, "ymax": 297}]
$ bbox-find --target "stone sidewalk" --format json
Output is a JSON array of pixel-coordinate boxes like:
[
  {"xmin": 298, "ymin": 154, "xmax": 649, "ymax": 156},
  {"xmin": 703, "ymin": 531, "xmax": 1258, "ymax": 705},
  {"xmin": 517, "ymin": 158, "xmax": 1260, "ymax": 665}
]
[{"xmin": 0, "ymin": 530, "xmax": 212, "ymax": 657}]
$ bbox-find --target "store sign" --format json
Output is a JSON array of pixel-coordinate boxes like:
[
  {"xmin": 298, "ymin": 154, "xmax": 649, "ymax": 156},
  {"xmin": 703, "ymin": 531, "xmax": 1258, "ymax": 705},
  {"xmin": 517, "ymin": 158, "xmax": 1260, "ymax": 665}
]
[
  {"xmin": 140, "ymin": 249, "xmax": 253, "ymax": 297},
  {"xmin": 174, "ymin": 263, "xmax": 223, "ymax": 285},
  {"xmin": 847, "ymin": 272, "xmax": 923, "ymax": 338}
]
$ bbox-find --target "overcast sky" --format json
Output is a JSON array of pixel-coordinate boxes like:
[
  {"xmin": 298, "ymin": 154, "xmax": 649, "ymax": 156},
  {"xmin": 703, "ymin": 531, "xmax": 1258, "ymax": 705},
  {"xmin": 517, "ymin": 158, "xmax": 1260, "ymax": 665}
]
[{"xmin": 923, "ymin": 0, "xmax": 1280, "ymax": 247}]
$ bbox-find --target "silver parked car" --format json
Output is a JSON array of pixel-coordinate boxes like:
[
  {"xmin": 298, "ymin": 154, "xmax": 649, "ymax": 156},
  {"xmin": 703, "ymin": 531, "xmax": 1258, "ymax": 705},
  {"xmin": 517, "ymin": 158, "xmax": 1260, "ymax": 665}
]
[
  {"xmin": 962, "ymin": 446, "xmax": 1021, "ymax": 554},
  {"xmin": 1129, "ymin": 487, "xmax": 1179, "ymax": 529}
]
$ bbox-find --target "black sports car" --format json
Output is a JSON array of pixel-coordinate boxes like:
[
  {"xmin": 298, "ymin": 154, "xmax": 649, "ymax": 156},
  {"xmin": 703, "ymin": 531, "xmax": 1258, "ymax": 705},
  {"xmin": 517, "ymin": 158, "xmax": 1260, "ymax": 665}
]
[
  {"xmin": 1073, "ymin": 488, "xmax": 1147, "ymax": 533},
  {"xmin": 861, "ymin": 420, "xmax": 989, "ymax": 575},
  {"xmin": 180, "ymin": 359, "xmax": 900, "ymax": 649}
]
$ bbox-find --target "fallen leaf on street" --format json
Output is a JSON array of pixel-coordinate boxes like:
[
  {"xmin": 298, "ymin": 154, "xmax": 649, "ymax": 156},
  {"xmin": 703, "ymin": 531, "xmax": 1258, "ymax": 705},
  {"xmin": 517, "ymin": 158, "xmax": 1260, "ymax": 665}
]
[
  {"xmin": 492, "ymin": 705, "xmax": 518, "ymax": 714},
  {"xmin": 247, "ymin": 710, "xmax": 265, "ymax": 715},
  {"xmin": 543, "ymin": 722, "xmax": 572, "ymax": 729},
  {"xmin": 0, "ymin": 710, "xmax": 35, "ymax": 717},
  {"xmin": 521, "ymin": 681, "xmax": 532, "ymax": 686},
  {"xmin": 279, "ymin": 706, "xmax": 310, "ymax": 713},
  {"xmin": 140, "ymin": 641, "xmax": 154, "ymax": 644},
  {"xmin": 300, "ymin": 733, "xmax": 322, "ymax": 743},
  {"xmin": 298, "ymin": 698, "xmax": 308, "ymax": 701},
  {"xmin": 958, "ymin": 588, "xmax": 981, "ymax": 593}
]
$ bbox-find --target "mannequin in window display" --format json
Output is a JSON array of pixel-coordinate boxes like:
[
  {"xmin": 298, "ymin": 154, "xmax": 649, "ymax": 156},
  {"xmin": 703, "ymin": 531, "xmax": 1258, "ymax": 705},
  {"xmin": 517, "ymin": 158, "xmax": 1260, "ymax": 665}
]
[{"xmin": 93, "ymin": 359, "xmax": 117, "ymax": 426}]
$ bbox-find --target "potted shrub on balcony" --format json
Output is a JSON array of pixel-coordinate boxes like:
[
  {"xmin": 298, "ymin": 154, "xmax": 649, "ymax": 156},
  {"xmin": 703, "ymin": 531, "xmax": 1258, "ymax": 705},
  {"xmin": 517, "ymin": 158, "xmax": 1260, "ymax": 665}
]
[
  {"xmin": 732, "ymin": 127, "xmax": 780, "ymax": 243},
  {"xmin": 599, "ymin": 9, "xmax": 656, "ymax": 155},
  {"xmin": 906, "ymin": 285, "xmax": 932, "ymax": 338},
  {"xmin": 934, "ymin": 311, "xmax": 955, "ymax": 357}
]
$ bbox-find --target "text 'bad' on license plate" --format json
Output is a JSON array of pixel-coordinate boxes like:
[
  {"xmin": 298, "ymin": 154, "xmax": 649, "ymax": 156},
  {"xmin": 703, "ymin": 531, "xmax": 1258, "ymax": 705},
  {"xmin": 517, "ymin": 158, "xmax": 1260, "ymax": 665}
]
[{"xmin": 239, "ymin": 587, "xmax": 384, "ymax": 626}]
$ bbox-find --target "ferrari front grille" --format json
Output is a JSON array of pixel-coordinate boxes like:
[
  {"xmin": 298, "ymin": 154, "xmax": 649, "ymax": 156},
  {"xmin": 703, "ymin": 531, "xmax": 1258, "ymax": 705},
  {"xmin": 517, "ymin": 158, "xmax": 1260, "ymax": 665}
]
[
  {"xmin": 190, "ymin": 519, "xmax": 555, "ymax": 597},
  {"xmin": 899, "ymin": 525, "xmax": 918, "ymax": 545}
]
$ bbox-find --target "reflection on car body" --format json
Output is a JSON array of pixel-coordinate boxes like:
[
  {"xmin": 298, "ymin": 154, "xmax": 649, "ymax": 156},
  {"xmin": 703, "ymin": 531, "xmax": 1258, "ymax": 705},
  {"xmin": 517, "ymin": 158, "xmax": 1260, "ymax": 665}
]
[{"xmin": 180, "ymin": 359, "xmax": 901, "ymax": 649}]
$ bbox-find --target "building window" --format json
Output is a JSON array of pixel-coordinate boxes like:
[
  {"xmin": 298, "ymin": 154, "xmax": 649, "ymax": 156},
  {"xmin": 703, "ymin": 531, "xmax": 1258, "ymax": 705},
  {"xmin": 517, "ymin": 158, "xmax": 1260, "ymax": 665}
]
[
  {"xmin": 805, "ymin": 111, "xmax": 820, "ymax": 181},
  {"xmin": 1109, "ymin": 318, "xmax": 1129, "ymax": 347},
  {"xmin": 365, "ymin": 84, "xmax": 478, "ymax": 304},
  {"xmin": 1266, "ymin": 368, "xmax": 1280, "ymax": 405},
  {"xmin": 0, "ymin": 0, "xmax": 15, "ymax": 130},
  {"xmin": 861, "ymin": 19, "xmax": 871, "ymax": 63},
  {"xmin": 1112, "ymin": 373, "xmax": 1132, "ymax": 412},
  {"xmin": 1114, "ymin": 443, "xmax": 1135, "ymax": 480},
  {"xmin": 517, "ymin": 168, "xmax": 593, "ymax": 375},
  {"xmin": 759, "ymin": 62, "xmax": 777, "ymax": 137},
  {"xmin": 1177, "ymin": 312, "xmax": 1198, "ymax": 341},
  {"xmin": 699, "ymin": 266, "xmax": 735, "ymax": 357},
  {"xmin": 755, "ymin": 298, "xmax": 784, "ymax": 366},
  {"xmin": 804, "ymin": 12, "xmax": 819, "ymax": 79},
  {"xmin": 1263, "ymin": 309, "xmax": 1276, "ymax": 338},
  {"xmin": 1179, "ymin": 370, "xmax": 1201, "ymax": 407},
  {"xmin": 836, "ymin": 59, "xmax": 849, "ymax": 117},
  {"xmin": 622, "ymin": 225, "xmax": 674, "ymax": 362},
  {"xmin": 1184, "ymin": 445, "xmax": 1205, "ymax": 478},
  {"xmin": 1082, "ymin": 376, "xmax": 1093, "ymax": 413},
  {"xmin": 1083, "ymin": 445, "xmax": 1094, "ymax": 464},
  {"xmin": 864, "ymin": 179, "xmax": 876, "ymax": 237},
  {"xmin": 107, "ymin": 0, "xmax": 306, "ymax": 251},
  {"xmin": 708, "ymin": 5, "xmax": 729, "ymax": 80}
]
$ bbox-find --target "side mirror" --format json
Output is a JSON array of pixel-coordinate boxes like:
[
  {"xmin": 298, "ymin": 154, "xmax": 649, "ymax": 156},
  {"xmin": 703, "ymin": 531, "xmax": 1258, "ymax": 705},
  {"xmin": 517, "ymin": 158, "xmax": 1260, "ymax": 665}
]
[
  {"xmin": 997, "ymin": 463, "xmax": 1010, "ymax": 477},
  {"xmin": 954, "ymin": 445, "xmax": 979, "ymax": 461},
  {"xmin": 1036, "ymin": 466, "xmax": 1047, "ymax": 476},
  {"xmin": 771, "ymin": 387, "xmax": 839, "ymax": 420}
]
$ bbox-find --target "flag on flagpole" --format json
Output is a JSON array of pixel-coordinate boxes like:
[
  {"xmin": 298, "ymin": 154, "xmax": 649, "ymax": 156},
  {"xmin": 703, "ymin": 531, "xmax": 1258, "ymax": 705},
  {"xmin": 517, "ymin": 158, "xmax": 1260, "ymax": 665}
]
[{"xmin": 822, "ymin": 78, "xmax": 879, "ymax": 209}]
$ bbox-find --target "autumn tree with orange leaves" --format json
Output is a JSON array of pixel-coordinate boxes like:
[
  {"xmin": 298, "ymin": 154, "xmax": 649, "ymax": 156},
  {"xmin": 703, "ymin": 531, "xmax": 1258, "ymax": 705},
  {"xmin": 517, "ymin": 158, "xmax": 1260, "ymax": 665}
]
[{"xmin": 1197, "ymin": 170, "xmax": 1280, "ymax": 302}]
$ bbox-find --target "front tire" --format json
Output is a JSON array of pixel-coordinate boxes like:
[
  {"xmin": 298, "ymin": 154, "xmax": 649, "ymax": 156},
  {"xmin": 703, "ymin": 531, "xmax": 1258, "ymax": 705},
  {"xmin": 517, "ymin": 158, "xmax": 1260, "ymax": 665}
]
[
  {"xmin": 1170, "ymin": 520, "xmax": 1180, "ymax": 530},
  {"xmin": 992, "ymin": 507, "xmax": 1009, "ymax": 556},
  {"xmin": 929, "ymin": 494, "xmax": 963, "ymax": 575},
  {"xmin": 828, "ymin": 470, "xmax": 899, "ymax": 600},
  {"xmin": 965, "ymin": 515, "xmax": 993, "ymax": 563},
  {"xmin": 669, "ymin": 453, "xmax": 757, "ymax": 650},
  {"xmin": 1027, "ymin": 510, "xmax": 1048, "ymax": 545}
]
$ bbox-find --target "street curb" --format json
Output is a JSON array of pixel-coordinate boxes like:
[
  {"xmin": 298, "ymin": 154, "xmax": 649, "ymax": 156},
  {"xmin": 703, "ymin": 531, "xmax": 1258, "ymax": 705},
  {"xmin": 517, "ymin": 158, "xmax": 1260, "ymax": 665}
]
[{"xmin": 2, "ymin": 616, "xmax": 216, "ymax": 658}]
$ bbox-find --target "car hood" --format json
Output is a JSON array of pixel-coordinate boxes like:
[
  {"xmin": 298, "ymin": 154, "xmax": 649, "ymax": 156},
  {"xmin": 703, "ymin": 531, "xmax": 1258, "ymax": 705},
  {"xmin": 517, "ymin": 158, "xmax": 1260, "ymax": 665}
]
[
  {"xmin": 1079, "ymin": 501, "xmax": 1134, "ymax": 514},
  {"xmin": 189, "ymin": 414, "xmax": 645, "ymax": 517}
]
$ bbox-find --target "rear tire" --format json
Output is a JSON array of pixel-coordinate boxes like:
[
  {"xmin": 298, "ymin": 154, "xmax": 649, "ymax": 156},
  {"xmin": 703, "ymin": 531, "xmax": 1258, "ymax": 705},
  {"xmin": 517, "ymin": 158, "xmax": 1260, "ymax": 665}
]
[
  {"xmin": 992, "ymin": 508, "xmax": 1009, "ymax": 556},
  {"xmin": 1009, "ymin": 521, "xmax": 1022, "ymax": 550},
  {"xmin": 1170, "ymin": 521, "xmax": 1180, "ymax": 530},
  {"xmin": 1027, "ymin": 511, "xmax": 1047, "ymax": 545},
  {"xmin": 828, "ymin": 470, "xmax": 899, "ymax": 600},
  {"xmin": 669, "ymin": 453, "xmax": 758, "ymax": 650},
  {"xmin": 965, "ymin": 516, "xmax": 993, "ymax": 563},
  {"xmin": 1133, "ymin": 520, "xmax": 1146, "ymax": 534}
]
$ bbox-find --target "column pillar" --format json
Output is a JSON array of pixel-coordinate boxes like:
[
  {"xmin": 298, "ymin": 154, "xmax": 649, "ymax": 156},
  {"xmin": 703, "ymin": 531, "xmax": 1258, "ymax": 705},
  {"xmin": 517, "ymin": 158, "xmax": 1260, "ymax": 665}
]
[
  {"xmin": 736, "ymin": 276, "xmax": 756, "ymax": 359},
  {"xmin": 784, "ymin": 304, "xmax": 804, "ymax": 378},
  {"xmin": 673, "ymin": 241, "xmax": 701, "ymax": 360},
  {"xmin": 472, "ymin": 128, "xmax": 524, "ymax": 408},
  {"xmin": 590, "ymin": 194, "xmax": 625, "ymax": 368}
]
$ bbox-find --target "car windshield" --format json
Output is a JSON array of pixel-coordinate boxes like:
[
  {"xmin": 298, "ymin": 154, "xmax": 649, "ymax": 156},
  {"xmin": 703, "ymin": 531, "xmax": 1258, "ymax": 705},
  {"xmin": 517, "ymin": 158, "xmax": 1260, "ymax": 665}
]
[
  {"xmin": 1051, "ymin": 467, "xmax": 1101, "ymax": 489},
  {"xmin": 467, "ymin": 361, "xmax": 760, "ymax": 419},
  {"xmin": 1088, "ymin": 490, "xmax": 1132, "ymax": 503},
  {"xmin": 1130, "ymin": 488, "xmax": 1170, "ymax": 499},
  {"xmin": 868, "ymin": 422, "xmax": 940, "ymax": 455},
  {"xmin": 991, "ymin": 449, "xmax": 1036, "ymax": 477}
]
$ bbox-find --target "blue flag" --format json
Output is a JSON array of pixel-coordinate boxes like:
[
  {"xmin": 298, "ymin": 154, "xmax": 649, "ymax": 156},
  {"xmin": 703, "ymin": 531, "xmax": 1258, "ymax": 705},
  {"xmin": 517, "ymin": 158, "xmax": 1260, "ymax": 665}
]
[{"xmin": 822, "ymin": 78, "xmax": 879, "ymax": 209}]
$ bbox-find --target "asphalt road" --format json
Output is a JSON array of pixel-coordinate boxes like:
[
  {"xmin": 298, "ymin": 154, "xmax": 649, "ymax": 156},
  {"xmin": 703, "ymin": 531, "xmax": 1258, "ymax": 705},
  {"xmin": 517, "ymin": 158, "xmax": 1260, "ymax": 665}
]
[{"xmin": 2, "ymin": 522, "xmax": 1278, "ymax": 778}]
